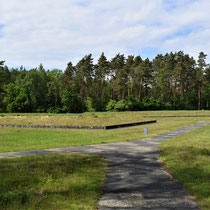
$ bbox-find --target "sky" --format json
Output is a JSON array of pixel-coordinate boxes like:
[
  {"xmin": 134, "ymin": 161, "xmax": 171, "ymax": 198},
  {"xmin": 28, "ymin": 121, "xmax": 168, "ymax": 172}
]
[{"xmin": 0, "ymin": 0, "xmax": 210, "ymax": 70}]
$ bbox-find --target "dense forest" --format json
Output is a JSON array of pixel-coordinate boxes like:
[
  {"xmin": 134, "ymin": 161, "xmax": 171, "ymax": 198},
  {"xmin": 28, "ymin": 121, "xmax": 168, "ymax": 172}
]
[{"xmin": 0, "ymin": 51, "xmax": 210, "ymax": 113}]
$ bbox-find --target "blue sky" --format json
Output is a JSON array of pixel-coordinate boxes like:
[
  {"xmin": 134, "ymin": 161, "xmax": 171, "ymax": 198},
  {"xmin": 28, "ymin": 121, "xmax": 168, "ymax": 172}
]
[{"xmin": 0, "ymin": 0, "xmax": 210, "ymax": 70}]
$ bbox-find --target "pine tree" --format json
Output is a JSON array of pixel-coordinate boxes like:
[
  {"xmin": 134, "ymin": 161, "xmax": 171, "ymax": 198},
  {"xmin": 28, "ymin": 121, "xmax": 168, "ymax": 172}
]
[
  {"xmin": 197, "ymin": 52, "xmax": 207, "ymax": 110},
  {"xmin": 93, "ymin": 53, "xmax": 110, "ymax": 110}
]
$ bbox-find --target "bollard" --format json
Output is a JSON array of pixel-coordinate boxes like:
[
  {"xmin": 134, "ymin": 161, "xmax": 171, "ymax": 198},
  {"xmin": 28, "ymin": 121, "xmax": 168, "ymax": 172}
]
[{"xmin": 144, "ymin": 127, "xmax": 148, "ymax": 135}]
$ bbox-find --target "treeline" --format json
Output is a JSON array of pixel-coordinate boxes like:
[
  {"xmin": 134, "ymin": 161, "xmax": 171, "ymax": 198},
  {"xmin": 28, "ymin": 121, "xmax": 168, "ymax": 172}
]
[{"xmin": 0, "ymin": 51, "xmax": 210, "ymax": 113}]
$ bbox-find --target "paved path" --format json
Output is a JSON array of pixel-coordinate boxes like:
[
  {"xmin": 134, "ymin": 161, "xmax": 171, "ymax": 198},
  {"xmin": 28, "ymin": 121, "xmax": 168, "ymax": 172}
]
[{"xmin": 1, "ymin": 122, "xmax": 209, "ymax": 209}]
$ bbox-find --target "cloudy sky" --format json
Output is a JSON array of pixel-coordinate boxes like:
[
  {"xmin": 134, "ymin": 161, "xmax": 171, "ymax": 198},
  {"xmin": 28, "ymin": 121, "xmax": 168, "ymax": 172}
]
[{"xmin": 0, "ymin": 0, "xmax": 210, "ymax": 69}]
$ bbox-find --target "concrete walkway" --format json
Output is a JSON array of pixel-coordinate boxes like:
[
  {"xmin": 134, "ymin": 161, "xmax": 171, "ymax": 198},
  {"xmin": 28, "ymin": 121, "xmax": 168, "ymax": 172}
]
[{"xmin": 0, "ymin": 122, "xmax": 209, "ymax": 209}]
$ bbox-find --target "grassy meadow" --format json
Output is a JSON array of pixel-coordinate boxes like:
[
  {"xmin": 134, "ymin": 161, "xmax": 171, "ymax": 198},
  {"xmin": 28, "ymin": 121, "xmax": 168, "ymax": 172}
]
[
  {"xmin": 0, "ymin": 154, "xmax": 107, "ymax": 210},
  {"xmin": 0, "ymin": 112, "xmax": 146, "ymax": 127},
  {"xmin": 0, "ymin": 111, "xmax": 210, "ymax": 209},
  {"xmin": 159, "ymin": 124, "xmax": 210, "ymax": 210},
  {"xmin": 1, "ymin": 111, "xmax": 210, "ymax": 152},
  {"xmin": 0, "ymin": 110, "xmax": 210, "ymax": 126}
]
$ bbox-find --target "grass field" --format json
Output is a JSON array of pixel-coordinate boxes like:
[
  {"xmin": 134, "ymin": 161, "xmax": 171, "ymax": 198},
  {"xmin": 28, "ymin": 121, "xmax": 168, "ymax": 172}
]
[
  {"xmin": 0, "ymin": 154, "xmax": 107, "ymax": 210},
  {"xmin": 0, "ymin": 112, "xmax": 146, "ymax": 126},
  {"xmin": 0, "ymin": 111, "xmax": 210, "ymax": 209},
  {"xmin": 1, "ymin": 110, "xmax": 210, "ymax": 126},
  {"xmin": 159, "ymin": 125, "xmax": 210, "ymax": 210},
  {"xmin": 1, "ymin": 111, "xmax": 210, "ymax": 153}
]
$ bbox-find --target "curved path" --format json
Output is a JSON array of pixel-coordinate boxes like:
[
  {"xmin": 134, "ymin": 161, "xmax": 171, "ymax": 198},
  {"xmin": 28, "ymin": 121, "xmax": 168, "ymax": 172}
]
[{"xmin": 0, "ymin": 122, "xmax": 209, "ymax": 209}]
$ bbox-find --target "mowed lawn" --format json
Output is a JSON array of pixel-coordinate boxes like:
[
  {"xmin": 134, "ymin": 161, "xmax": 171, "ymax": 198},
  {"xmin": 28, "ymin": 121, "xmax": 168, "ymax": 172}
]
[
  {"xmin": 0, "ymin": 154, "xmax": 107, "ymax": 210},
  {"xmin": 0, "ymin": 111, "xmax": 210, "ymax": 209},
  {"xmin": 160, "ymin": 125, "xmax": 210, "ymax": 210},
  {"xmin": 1, "ymin": 111, "xmax": 210, "ymax": 152}
]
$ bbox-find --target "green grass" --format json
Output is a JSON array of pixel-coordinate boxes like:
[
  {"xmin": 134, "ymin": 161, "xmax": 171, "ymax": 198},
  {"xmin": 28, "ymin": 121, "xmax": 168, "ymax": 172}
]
[
  {"xmin": 1, "ymin": 110, "xmax": 210, "ymax": 126},
  {"xmin": 1, "ymin": 111, "xmax": 210, "ymax": 153},
  {"xmin": 142, "ymin": 110, "xmax": 210, "ymax": 116},
  {"xmin": 1, "ymin": 111, "xmax": 210, "ymax": 209},
  {"xmin": 1, "ymin": 115, "xmax": 210, "ymax": 152},
  {"xmin": 0, "ymin": 112, "xmax": 147, "ymax": 126},
  {"xmin": 0, "ymin": 154, "xmax": 107, "ymax": 210},
  {"xmin": 159, "ymin": 125, "xmax": 210, "ymax": 210}
]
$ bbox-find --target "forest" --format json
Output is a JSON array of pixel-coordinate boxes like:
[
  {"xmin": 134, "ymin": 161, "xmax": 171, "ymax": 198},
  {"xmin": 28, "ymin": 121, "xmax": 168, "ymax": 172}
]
[{"xmin": 0, "ymin": 51, "xmax": 210, "ymax": 113}]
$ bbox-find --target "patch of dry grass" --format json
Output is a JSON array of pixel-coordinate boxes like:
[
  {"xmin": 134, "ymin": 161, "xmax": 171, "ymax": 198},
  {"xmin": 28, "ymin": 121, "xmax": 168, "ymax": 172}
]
[
  {"xmin": 1, "ymin": 111, "xmax": 210, "ymax": 127},
  {"xmin": 0, "ymin": 112, "xmax": 146, "ymax": 126}
]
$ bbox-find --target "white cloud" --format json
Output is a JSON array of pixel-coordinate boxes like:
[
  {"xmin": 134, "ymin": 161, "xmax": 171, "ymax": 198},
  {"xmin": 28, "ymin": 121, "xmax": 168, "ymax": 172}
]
[{"xmin": 0, "ymin": 0, "xmax": 210, "ymax": 69}]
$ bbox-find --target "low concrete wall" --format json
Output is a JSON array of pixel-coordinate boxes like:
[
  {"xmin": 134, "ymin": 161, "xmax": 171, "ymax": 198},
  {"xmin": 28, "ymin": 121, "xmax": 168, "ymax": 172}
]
[{"xmin": 105, "ymin": 120, "xmax": 157, "ymax": 129}]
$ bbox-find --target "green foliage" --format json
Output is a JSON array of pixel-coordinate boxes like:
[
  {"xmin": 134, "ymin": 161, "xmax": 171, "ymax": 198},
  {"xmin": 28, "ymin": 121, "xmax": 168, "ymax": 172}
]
[
  {"xmin": 0, "ymin": 63, "xmax": 10, "ymax": 112},
  {"xmin": 92, "ymin": 53, "xmax": 111, "ymax": 111},
  {"xmin": 106, "ymin": 96, "xmax": 169, "ymax": 111},
  {"xmin": 163, "ymin": 102, "xmax": 173, "ymax": 110},
  {"xmin": 86, "ymin": 97, "xmax": 95, "ymax": 112},
  {"xmin": 23, "ymin": 69, "xmax": 48, "ymax": 112},
  {"xmin": 142, "ymin": 97, "xmax": 162, "ymax": 110},
  {"xmin": 62, "ymin": 86, "xmax": 85, "ymax": 113},
  {"xmin": 46, "ymin": 69, "xmax": 63, "ymax": 112},
  {"xmin": 1, "ymin": 51, "xmax": 210, "ymax": 112},
  {"xmin": 0, "ymin": 60, "xmax": 5, "ymax": 67},
  {"xmin": 126, "ymin": 95, "xmax": 141, "ymax": 111},
  {"xmin": 3, "ymin": 83, "xmax": 30, "ymax": 112},
  {"xmin": 114, "ymin": 100, "xmax": 127, "ymax": 111},
  {"xmin": 106, "ymin": 99, "xmax": 117, "ymax": 111},
  {"xmin": 47, "ymin": 106, "xmax": 61, "ymax": 114}
]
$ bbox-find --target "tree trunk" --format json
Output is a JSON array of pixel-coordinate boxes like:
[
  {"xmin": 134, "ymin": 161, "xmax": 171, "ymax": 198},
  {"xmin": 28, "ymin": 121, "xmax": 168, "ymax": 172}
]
[
  {"xmin": 198, "ymin": 83, "xmax": 201, "ymax": 110},
  {"xmin": 101, "ymin": 79, "xmax": 104, "ymax": 99},
  {"xmin": 168, "ymin": 81, "xmax": 172, "ymax": 101},
  {"xmin": 122, "ymin": 89, "xmax": 124, "ymax": 103},
  {"xmin": 80, "ymin": 86, "xmax": 84, "ymax": 102},
  {"xmin": 179, "ymin": 83, "xmax": 183, "ymax": 97},
  {"xmin": 131, "ymin": 83, "xmax": 133, "ymax": 95},
  {"xmin": 173, "ymin": 82, "xmax": 177, "ymax": 110},
  {"xmin": 128, "ymin": 85, "xmax": 130, "ymax": 97},
  {"xmin": 139, "ymin": 78, "xmax": 142, "ymax": 100}
]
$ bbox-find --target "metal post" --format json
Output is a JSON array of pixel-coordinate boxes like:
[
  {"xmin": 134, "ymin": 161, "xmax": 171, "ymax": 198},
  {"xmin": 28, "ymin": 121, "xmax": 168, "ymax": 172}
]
[{"xmin": 144, "ymin": 127, "xmax": 148, "ymax": 135}]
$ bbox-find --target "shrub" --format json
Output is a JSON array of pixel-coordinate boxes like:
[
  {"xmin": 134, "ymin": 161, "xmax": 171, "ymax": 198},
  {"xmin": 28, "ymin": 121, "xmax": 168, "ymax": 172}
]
[
  {"xmin": 106, "ymin": 100, "xmax": 117, "ymax": 111},
  {"xmin": 114, "ymin": 100, "xmax": 127, "ymax": 111},
  {"xmin": 86, "ymin": 97, "xmax": 95, "ymax": 112},
  {"xmin": 163, "ymin": 102, "xmax": 173, "ymax": 110},
  {"xmin": 125, "ymin": 95, "xmax": 141, "ymax": 111},
  {"xmin": 142, "ymin": 97, "xmax": 161, "ymax": 110},
  {"xmin": 47, "ymin": 106, "xmax": 61, "ymax": 113}
]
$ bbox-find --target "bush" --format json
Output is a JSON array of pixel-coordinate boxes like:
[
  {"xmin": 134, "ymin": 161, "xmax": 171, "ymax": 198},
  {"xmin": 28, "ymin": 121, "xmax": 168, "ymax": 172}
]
[
  {"xmin": 164, "ymin": 102, "xmax": 173, "ymax": 110},
  {"xmin": 106, "ymin": 96, "xmax": 167, "ymax": 112},
  {"xmin": 106, "ymin": 100, "xmax": 117, "ymax": 111},
  {"xmin": 47, "ymin": 106, "xmax": 61, "ymax": 113},
  {"xmin": 86, "ymin": 97, "xmax": 95, "ymax": 112},
  {"xmin": 106, "ymin": 96, "xmax": 140, "ymax": 112},
  {"xmin": 142, "ymin": 97, "xmax": 161, "ymax": 110},
  {"xmin": 126, "ymin": 95, "xmax": 141, "ymax": 111},
  {"xmin": 114, "ymin": 100, "xmax": 127, "ymax": 111}
]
